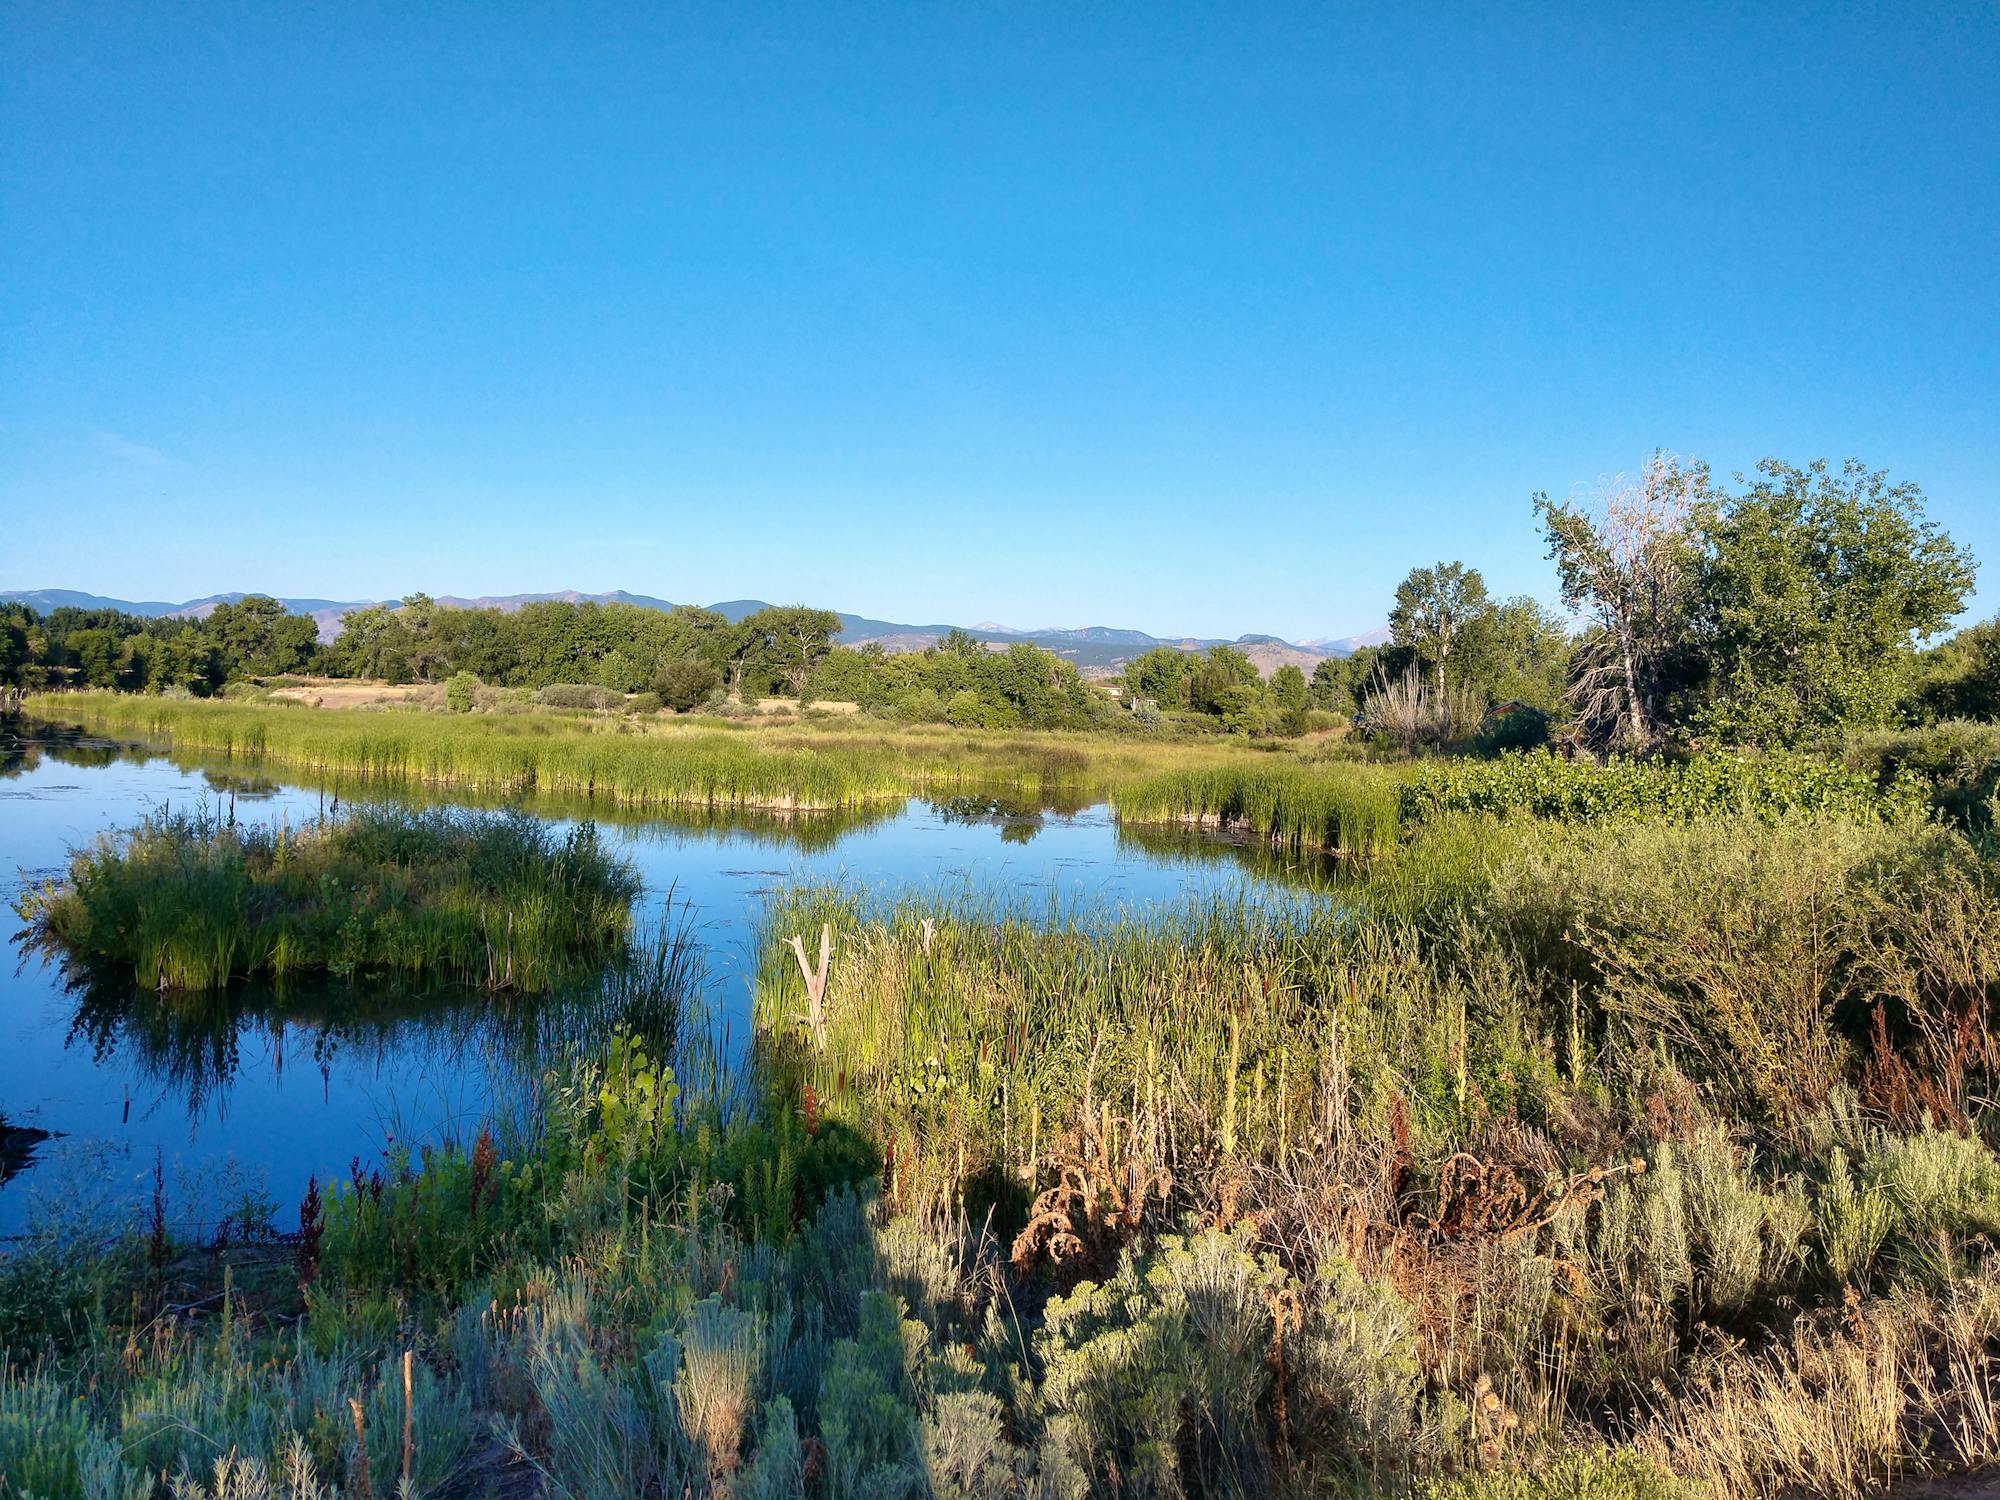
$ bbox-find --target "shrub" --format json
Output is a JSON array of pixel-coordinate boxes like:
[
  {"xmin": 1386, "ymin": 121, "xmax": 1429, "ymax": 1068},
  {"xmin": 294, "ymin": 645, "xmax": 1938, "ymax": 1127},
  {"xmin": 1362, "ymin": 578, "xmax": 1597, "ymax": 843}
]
[
  {"xmin": 627, "ymin": 690, "xmax": 664, "ymax": 716},
  {"xmin": 1490, "ymin": 817, "xmax": 1897, "ymax": 1121},
  {"xmin": 1474, "ymin": 703, "xmax": 1552, "ymax": 756},
  {"xmin": 1405, "ymin": 749, "xmax": 1919, "ymax": 826},
  {"xmin": 944, "ymin": 689, "xmax": 989, "ymax": 728},
  {"xmin": 655, "ymin": 657, "xmax": 723, "ymax": 712},
  {"xmin": 444, "ymin": 670, "xmax": 479, "ymax": 712},
  {"xmin": 1846, "ymin": 719, "xmax": 2000, "ymax": 832}
]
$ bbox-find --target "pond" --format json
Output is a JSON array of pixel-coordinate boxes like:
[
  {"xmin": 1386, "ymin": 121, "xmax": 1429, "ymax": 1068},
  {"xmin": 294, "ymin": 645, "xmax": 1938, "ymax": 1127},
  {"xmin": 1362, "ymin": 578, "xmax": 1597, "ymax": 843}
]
[{"xmin": 0, "ymin": 717, "xmax": 1336, "ymax": 1235}]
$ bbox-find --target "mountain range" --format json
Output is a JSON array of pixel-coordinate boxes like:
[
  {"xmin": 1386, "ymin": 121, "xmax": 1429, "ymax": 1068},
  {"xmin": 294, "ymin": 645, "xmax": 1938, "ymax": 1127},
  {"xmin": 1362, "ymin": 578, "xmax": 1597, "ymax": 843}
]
[{"xmin": 0, "ymin": 588, "xmax": 1388, "ymax": 675}]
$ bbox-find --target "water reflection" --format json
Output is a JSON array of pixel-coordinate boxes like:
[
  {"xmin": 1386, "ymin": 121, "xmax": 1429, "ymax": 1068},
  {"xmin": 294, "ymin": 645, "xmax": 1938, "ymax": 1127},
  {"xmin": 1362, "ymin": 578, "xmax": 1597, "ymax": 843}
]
[
  {"xmin": 928, "ymin": 793, "xmax": 1047, "ymax": 844},
  {"xmin": 55, "ymin": 930, "xmax": 699, "ymax": 1128},
  {"xmin": 1, "ymin": 716, "xmax": 141, "ymax": 777},
  {"xmin": 1114, "ymin": 819, "xmax": 1348, "ymax": 893},
  {"xmin": 1, "ymin": 713, "xmax": 1339, "ymax": 1224}
]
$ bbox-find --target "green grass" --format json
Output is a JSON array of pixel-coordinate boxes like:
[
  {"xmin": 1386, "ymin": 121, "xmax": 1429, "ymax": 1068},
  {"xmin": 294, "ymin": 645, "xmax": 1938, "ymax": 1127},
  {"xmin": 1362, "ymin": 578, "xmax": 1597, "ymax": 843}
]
[
  {"xmin": 1115, "ymin": 747, "xmax": 1925, "ymax": 853},
  {"xmin": 28, "ymin": 692, "xmax": 1287, "ymax": 812},
  {"xmin": 16, "ymin": 803, "xmax": 639, "ymax": 992},
  {"xmin": 1113, "ymin": 760, "xmax": 1405, "ymax": 852}
]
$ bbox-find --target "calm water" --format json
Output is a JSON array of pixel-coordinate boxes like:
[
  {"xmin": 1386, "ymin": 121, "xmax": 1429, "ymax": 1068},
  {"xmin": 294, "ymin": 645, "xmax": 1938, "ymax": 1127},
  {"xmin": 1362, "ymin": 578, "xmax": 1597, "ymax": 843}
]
[{"xmin": 0, "ymin": 721, "xmax": 1331, "ymax": 1235}]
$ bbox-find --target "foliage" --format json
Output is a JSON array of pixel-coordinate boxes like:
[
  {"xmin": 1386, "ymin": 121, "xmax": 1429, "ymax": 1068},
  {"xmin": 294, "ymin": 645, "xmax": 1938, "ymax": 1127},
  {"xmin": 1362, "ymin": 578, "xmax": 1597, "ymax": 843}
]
[
  {"xmin": 1403, "ymin": 748, "xmax": 1923, "ymax": 827},
  {"xmin": 1909, "ymin": 613, "xmax": 2000, "ymax": 723},
  {"xmin": 1694, "ymin": 458, "xmax": 1976, "ymax": 747},
  {"xmin": 1390, "ymin": 561, "xmax": 1491, "ymax": 694}
]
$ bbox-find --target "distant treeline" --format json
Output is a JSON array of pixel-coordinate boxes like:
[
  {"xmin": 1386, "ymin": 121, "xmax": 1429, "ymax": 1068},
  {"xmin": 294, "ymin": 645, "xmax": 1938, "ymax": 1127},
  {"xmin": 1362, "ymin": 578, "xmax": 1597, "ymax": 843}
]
[
  {"xmin": 0, "ymin": 596, "xmax": 315, "ymax": 697},
  {"xmin": 7, "ymin": 452, "xmax": 1997, "ymax": 743},
  {"xmin": 0, "ymin": 594, "xmax": 1121, "ymax": 730}
]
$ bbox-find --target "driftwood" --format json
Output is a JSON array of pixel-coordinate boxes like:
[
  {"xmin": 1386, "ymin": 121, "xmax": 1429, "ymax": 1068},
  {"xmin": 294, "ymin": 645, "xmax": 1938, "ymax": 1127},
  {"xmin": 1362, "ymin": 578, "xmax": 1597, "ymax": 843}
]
[{"xmin": 787, "ymin": 923, "xmax": 833, "ymax": 1049}]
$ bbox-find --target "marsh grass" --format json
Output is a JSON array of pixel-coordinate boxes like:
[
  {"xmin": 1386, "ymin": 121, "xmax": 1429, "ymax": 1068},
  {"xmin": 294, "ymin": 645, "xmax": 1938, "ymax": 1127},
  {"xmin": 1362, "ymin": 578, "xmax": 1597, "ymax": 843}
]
[
  {"xmin": 11, "ymin": 723, "xmax": 2000, "ymax": 1494},
  {"xmin": 1114, "ymin": 761, "xmax": 1406, "ymax": 853},
  {"xmin": 16, "ymin": 802, "xmax": 639, "ymax": 992},
  {"xmin": 30, "ymin": 693, "xmax": 1282, "ymax": 813}
]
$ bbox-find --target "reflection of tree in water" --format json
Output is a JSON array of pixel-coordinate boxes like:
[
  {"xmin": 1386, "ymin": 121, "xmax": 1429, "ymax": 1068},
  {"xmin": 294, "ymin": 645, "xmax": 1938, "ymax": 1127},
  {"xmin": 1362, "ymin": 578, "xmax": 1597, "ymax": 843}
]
[
  {"xmin": 1114, "ymin": 819, "xmax": 1349, "ymax": 894},
  {"xmin": 166, "ymin": 757, "xmax": 905, "ymax": 857},
  {"xmin": 199, "ymin": 769, "xmax": 283, "ymax": 800},
  {"xmin": 1, "ymin": 715, "xmax": 151, "ymax": 778},
  {"xmin": 599, "ymin": 798, "xmax": 905, "ymax": 856},
  {"xmin": 929, "ymin": 793, "xmax": 1047, "ymax": 844},
  {"xmin": 59, "ymin": 925, "xmax": 703, "ymax": 1127}
]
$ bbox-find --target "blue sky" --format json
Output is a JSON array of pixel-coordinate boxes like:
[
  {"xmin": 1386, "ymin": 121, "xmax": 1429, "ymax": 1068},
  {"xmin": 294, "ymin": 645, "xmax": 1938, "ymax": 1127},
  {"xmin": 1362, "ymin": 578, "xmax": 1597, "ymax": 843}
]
[{"xmin": 4, "ymin": 4, "xmax": 1995, "ymax": 641}]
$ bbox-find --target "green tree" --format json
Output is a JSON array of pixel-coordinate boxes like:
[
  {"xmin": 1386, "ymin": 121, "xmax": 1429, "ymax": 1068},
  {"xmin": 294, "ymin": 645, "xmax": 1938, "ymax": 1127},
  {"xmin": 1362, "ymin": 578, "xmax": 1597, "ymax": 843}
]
[
  {"xmin": 653, "ymin": 656, "xmax": 723, "ymax": 712},
  {"xmin": 657, "ymin": 606, "xmax": 731, "ymax": 668},
  {"xmin": 1189, "ymin": 645, "xmax": 1259, "ymax": 717},
  {"xmin": 202, "ymin": 596, "xmax": 319, "ymax": 678},
  {"xmin": 1695, "ymin": 458, "xmax": 1976, "ymax": 746},
  {"xmin": 1270, "ymin": 662, "xmax": 1308, "ymax": 711},
  {"xmin": 1462, "ymin": 596, "xmax": 1572, "ymax": 710},
  {"xmin": 1911, "ymin": 615, "xmax": 2000, "ymax": 722},
  {"xmin": 1124, "ymin": 647, "xmax": 1193, "ymax": 709},
  {"xmin": 329, "ymin": 604, "xmax": 415, "ymax": 683},
  {"xmin": 755, "ymin": 606, "xmax": 843, "ymax": 697},
  {"xmin": 68, "ymin": 628, "xmax": 121, "ymax": 688},
  {"xmin": 1388, "ymin": 562, "xmax": 1489, "ymax": 694}
]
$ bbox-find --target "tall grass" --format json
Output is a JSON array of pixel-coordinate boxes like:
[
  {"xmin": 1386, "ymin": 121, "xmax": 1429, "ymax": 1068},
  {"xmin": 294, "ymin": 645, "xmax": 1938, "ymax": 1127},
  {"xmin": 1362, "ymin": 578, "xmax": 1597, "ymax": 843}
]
[
  {"xmin": 1116, "ymin": 748, "xmax": 1924, "ymax": 854},
  {"xmin": 28, "ymin": 693, "xmax": 1282, "ymax": 811},
  {"xmin": 1113, "ymin": 761, "xmax": 1405, "ymax": 853},
  {"xmin": 16, "ymin": 803, "xmax": 639, "ymax": 992}
]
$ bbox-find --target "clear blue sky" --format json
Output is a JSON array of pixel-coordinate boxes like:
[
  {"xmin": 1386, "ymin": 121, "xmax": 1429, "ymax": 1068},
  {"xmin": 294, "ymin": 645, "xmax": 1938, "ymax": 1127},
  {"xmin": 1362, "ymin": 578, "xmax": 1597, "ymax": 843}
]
[{"xmin": 4, "ymin": 4, "xmax": 1995, "ymax": 641}]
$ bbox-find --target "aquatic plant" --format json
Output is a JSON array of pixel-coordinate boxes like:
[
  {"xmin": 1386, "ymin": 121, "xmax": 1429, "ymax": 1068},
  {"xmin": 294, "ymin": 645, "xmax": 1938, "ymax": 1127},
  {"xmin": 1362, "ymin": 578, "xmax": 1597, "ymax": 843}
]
[
  {"xmin": 29, "ymin": 693, "xmax": 1284, "ymax": 813},
  {"xmin": 16, "ymin": 802, "xmax": 639, "ymax": 992}
]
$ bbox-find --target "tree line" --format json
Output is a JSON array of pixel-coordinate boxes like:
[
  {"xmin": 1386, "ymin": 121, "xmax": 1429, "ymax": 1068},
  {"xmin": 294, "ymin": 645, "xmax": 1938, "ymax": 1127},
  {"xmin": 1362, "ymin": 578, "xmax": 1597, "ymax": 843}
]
[
  {"xmin": 5, "ymin": 451, "xmax": 1993, "ymax": 745},
  {"xmin": 0, "ymin": 596, "xmax": 318, "ymax": 696}
]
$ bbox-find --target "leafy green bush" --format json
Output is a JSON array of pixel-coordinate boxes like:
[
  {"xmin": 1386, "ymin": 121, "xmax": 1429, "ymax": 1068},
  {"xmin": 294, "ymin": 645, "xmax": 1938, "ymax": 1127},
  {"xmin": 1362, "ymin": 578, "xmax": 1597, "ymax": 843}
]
[
  {"xmin": 654, "ymin": 656, "xmax": 722, "ymax": 712},
  {"xmin": 1846, "ymin": 718, "xmax": 2000, "ymax": 832},
  {"xmin": 1405, "ymin": 749, "xmax": 1921, "ymax": 826},
  {"xmin": 1473, "ymin": 702, "xmax": 1552, "ymax": 756}
]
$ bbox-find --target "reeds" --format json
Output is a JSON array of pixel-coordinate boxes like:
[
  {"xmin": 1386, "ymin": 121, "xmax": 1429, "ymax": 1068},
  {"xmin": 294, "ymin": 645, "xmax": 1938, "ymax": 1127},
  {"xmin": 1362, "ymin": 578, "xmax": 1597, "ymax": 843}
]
[
  {"xmin": 30, "ymin": 693, "xmax": 1288, "ymax": 812},
  {"xmin": 1113, "ymin": 761, "xmax": 1405, "ymax": 854},
  {"xmin": 16, "ymin": 802, "xmax": 640, "ymax": 992}
]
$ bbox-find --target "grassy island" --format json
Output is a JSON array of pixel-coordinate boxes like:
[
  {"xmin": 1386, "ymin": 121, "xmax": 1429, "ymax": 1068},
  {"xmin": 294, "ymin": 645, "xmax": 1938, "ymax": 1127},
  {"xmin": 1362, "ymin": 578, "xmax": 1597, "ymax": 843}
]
[{"xmin": 15, "ymin": 803, "xmax": 639, "ymax": 992}]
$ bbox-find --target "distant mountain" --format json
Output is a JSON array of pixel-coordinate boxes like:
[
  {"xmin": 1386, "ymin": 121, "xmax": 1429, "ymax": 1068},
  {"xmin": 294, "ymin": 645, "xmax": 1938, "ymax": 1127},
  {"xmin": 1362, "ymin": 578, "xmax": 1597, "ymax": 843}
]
[
  {"xmin": 0, "ymin": 588, "xmax": 191, "ymax": 616},
  {"xmin": 1301, "ymin": 627, "xmax": 1393, "ymax": 655},
  {"xmin": 3, "ymin": 586, "xmax": 1385, "ymax": 676}
]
